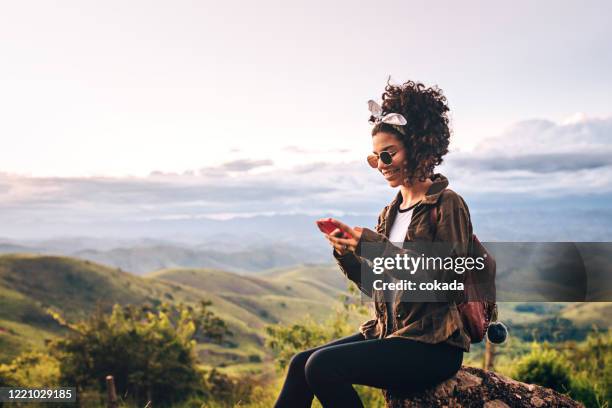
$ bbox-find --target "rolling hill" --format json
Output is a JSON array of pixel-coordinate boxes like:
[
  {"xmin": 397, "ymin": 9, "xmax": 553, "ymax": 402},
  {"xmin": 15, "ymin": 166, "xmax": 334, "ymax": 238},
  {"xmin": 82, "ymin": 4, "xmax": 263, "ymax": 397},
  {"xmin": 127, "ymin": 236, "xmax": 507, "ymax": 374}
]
[
  {"xmin": 0, "ymin": 254, "xmax": 361, "ymax": 368},
  {"xmin": 0, "ymin": 253, "xmax": 609, "ymax": 371},
  {"xmin": 0, "ymin": 254, "xmax": 217, "ymax": 362}
]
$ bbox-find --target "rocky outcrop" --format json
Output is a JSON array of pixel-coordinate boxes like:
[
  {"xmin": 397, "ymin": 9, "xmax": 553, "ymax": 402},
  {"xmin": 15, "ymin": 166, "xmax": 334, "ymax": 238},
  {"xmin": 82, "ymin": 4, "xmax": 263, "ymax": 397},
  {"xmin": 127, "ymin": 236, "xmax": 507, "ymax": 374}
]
[{"xmin": 383, "ymin": 366, "xmax": 583, "ymax": 407}]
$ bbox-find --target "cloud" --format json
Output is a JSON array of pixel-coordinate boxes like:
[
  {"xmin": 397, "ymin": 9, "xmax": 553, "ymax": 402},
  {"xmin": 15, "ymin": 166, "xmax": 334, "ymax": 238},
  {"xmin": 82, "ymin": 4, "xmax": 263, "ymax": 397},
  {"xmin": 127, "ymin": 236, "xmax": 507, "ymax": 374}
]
[
  {"xmin": 448, "ymin": 151, "xmax": 612, "ymax": 172},
  {"xmin": 217, "ymin": 159, "xmax": 274, "ymax": 171},
  {"xmin": 472, "ymin": 117, "xmax": 612, "ymax": 157},
  {"xmin": 282, "ymin": 145, "xmax": 351, "ymax": 154},
  {"xmin": 0, "ymin": 114, "xmax": 610, "ymax": 239},
  {"xmin": 440, "ymin": 115, "xmax": 612, "ymax": 194}
]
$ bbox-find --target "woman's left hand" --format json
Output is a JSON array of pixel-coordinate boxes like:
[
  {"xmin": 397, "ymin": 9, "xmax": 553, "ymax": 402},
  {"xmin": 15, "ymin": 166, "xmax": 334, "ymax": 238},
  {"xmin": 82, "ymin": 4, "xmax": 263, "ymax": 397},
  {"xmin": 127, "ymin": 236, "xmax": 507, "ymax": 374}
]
[{"xmin": 325, "ymin": 218, "xmax": 363, "ymax": 254}]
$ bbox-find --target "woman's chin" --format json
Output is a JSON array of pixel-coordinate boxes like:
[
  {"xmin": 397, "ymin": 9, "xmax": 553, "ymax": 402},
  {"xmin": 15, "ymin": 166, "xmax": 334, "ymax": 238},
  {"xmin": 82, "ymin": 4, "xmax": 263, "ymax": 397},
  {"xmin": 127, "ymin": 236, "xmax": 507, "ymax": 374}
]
[{"xmin": 386, "ymin": 177, "xmax": 402, "ymax": 187}]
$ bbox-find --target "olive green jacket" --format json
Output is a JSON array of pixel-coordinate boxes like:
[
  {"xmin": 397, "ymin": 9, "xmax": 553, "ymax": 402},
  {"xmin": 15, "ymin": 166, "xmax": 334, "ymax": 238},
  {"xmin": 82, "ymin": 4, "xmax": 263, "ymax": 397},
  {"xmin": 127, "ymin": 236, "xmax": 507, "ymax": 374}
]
[{"xmin": 333, "ymin": 173, "xmax": 473, "ymax": 352}]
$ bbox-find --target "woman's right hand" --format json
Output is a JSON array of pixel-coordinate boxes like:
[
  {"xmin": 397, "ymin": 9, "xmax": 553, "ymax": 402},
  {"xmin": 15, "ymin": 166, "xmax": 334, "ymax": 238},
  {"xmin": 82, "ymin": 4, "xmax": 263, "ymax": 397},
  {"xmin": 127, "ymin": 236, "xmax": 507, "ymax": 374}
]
[{"xmin": 326, "ymin": 228, "xmax": 350, "ymax": 256}]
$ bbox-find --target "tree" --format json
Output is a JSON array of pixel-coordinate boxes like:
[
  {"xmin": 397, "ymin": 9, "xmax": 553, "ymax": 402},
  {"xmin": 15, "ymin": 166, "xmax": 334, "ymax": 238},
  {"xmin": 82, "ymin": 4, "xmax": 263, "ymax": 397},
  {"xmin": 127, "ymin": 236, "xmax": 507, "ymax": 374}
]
[{"xmin": 53, "ymin": 302, "xmax": 230, "ymax": 407}]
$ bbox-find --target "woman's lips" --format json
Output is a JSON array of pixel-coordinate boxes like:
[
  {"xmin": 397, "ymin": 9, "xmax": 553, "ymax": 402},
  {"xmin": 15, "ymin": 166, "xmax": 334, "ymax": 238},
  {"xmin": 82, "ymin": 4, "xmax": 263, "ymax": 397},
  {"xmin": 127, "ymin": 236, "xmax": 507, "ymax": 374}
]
[{"xmin": 382, "ymin": 168, "xmax": 400, "ymax": 179}]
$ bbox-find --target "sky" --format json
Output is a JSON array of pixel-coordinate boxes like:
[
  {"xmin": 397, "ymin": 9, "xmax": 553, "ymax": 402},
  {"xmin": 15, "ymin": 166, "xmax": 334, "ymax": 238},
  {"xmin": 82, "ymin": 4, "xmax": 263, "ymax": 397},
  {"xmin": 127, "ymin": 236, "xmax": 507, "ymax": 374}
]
[
  {"xmin": 0, "ymin": 0, "xmax": 610, "ymax": 177},
  {"xmin": 0, "ymin": 0, "xmax": 611, "ymax": 240}
]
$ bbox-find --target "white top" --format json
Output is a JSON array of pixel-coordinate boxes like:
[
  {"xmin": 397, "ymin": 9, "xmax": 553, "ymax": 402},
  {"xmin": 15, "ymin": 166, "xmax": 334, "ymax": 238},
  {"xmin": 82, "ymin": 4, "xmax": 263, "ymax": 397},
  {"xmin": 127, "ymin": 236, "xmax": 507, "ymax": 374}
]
[
  {"xmin": 388, "ymin": 201, "xmax": 420, "ymax": 244},
  {"xmin": 385, "ymin": 200, "xmax": 420, "ymax": 333}
]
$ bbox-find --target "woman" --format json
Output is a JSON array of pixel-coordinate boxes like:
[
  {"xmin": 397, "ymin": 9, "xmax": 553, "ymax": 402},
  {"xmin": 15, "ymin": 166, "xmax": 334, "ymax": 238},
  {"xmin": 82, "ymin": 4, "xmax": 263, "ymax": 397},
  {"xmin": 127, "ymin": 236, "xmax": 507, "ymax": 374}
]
[{"xmin": 274, "ymin": 80, "xmax": 473, "ymax": 408}]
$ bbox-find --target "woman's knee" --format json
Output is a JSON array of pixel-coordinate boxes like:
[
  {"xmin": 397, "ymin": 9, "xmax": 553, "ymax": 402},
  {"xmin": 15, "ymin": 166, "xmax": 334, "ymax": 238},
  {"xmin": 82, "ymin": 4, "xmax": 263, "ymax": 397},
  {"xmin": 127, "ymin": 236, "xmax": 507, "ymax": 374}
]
[
  {"xmin": 287, "ymin": 350, "xmax": 311, "ymax": 374},
  {"xmin": 304, "ymin": 349, "xmax": 336, "ymax": 386}
]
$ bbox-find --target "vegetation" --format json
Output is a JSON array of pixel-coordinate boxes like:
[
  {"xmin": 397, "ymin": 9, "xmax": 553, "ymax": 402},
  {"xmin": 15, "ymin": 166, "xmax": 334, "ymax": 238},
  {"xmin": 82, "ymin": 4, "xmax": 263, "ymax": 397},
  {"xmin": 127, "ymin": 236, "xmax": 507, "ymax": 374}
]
[
  {"xmin": 511, "ymin": 316, "xmax": 604, "ymax": 342},
  {"xmin": 0, "ymin": 351, "xmax": 60, "ymax": 388},
  {"xmin": 506, "ymin": 329, "xmax": 611, "ymax": 408},
  {"xmin": 0, "ymin": 254, "xmax": 610, "ymax": 407},
  {"xmin": 514, "ymin": 345, "xmax": 572, "ymax": 391},
  {"xmin": 58, "ymin": 303, "xmax": 226, "ymax": 406}
]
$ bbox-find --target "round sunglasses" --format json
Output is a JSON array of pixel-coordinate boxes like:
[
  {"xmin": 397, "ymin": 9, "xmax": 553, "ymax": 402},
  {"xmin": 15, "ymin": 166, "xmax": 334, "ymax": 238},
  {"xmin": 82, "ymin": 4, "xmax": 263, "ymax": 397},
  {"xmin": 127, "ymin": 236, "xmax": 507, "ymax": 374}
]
[{"xmin": 367, "ymin": 149, "xmax": 401, "ymax": 168}]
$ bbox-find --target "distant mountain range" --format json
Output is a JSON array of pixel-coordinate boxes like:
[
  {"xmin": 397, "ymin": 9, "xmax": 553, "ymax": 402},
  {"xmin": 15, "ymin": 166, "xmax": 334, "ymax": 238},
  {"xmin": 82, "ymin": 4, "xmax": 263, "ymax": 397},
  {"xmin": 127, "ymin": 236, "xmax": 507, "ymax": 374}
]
[
  {"xmin": 2, "ymin": 192, "xmax": 612, "ymax": 245},
  {"xmin": 1, "ymin": 198, "xmax": 612, "ymax": 275},
  {"xmin": 0, "ymin": 240, "xmax": 331, "ymax": 274}
]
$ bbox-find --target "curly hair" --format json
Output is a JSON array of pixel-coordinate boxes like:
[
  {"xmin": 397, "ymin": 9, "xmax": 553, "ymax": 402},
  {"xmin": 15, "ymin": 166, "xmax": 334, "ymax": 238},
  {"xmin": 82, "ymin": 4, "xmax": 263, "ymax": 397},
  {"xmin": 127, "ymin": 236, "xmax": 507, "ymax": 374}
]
[{"xmin": 371, "ymin": 79, "xmax": 451, "ymax": 184}]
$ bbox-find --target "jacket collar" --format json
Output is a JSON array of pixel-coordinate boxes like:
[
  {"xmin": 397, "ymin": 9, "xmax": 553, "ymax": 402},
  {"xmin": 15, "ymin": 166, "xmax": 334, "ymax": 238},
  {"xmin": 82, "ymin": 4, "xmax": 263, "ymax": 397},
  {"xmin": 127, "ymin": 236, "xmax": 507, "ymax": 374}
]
[
  {"xmin": 421, "ymin": 173, "xmax": 449, "ymax": 205},
  {"xmin": 383, "ymin": 173, "xmax": 449, "ymax": 236},
  {"xmin": 388, "ymin": 173, "xmax": 449, "ymax": 209}
]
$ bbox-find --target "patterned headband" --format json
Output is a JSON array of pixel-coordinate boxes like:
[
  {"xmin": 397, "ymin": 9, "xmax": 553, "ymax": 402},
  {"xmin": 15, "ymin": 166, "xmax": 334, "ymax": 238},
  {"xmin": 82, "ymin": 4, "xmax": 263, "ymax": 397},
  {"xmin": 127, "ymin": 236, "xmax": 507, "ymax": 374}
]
[{"xmin": 368, "ymin": 100, "xmax": 407, "ymax": 135}]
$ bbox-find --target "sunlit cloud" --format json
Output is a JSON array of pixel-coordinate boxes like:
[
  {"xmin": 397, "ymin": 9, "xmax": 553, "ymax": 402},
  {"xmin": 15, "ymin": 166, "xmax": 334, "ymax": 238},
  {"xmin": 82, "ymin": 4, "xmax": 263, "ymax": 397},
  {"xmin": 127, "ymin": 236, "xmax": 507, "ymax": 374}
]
[{"xmin": 0, "ymin": 115, "xmax": 610, "ymax": 240}]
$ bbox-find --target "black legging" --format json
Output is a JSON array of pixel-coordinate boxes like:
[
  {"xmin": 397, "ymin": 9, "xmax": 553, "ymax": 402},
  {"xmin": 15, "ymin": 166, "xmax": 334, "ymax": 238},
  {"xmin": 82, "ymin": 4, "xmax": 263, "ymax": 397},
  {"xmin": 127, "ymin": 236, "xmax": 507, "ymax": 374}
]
[{"xmin": 273, "ymin": 332, "xmax": 463, "ymax": 408}]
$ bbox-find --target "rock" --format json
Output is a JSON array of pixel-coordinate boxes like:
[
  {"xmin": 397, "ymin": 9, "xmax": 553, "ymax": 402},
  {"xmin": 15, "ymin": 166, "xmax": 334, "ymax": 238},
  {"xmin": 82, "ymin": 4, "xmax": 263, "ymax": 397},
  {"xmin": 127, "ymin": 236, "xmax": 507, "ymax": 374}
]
[
  {"xmin": 483, "ymin": 401, "xmax": 510, "ymax": 408},
  {"xmin": 383, "ymin": 366, "xmax": 583, "ymax": 407},
  {"xmin": 530, "ymin": 396, "xmax": 546, "ymax": 407}
]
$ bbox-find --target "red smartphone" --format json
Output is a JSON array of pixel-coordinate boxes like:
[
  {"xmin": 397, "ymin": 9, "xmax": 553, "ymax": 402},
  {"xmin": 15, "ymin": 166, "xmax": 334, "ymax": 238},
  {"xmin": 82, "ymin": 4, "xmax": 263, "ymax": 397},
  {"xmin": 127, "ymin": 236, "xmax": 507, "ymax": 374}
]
[{"xmin": 316, "ymin": 218, "xmax": 350, "ymax": 238}]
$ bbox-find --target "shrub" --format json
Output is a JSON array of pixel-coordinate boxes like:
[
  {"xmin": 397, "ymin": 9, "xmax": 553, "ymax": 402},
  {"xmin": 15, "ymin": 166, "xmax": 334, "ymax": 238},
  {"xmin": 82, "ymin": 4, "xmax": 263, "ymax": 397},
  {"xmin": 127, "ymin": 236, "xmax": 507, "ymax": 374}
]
[
  {"xmin": 514, "ymin": 344, "xmax": 571, "ymax": 393},
  {"xmin": 568, "ymin": 372, "xmax": 601, "ymax": 408},
  {"xmin": 0, "ymin": 351, "xmax": 60, "ymax": 387},
  {"xmin": 52, "ymin": 302, "xmax": 229, "ymax": 407}
]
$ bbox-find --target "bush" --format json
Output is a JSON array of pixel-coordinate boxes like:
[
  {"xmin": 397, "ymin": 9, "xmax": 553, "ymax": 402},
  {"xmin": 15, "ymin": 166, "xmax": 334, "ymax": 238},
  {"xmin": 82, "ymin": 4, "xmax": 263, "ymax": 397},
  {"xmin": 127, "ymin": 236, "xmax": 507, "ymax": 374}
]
[
  {"xmin": 508, "ymin": 329, "xmax": 611, "ymax": 408},
  {"xmin": 52, "ymin": 302, "xmax": 230, "ymax": 407},
  {"xmin": 568, "ymin": 372, "xmax": 601, "ymax": 408},
  {"xmin": 0, "ymin": 351, "xmax": 60, "ymax": 387},
  {"xmin": 514, "ymin": 345, "xmax": 572, "ymax": 393}
]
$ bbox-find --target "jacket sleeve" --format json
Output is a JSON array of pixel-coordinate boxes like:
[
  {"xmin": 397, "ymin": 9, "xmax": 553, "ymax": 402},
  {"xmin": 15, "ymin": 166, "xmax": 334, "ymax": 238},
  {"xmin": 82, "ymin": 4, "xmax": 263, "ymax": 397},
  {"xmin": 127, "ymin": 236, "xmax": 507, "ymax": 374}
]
[
  {"xmin": 333, "ymin": 250, "xmax": 374, "ymax": 298},
  {"xmin": 332, "ymin": 207, "xmax": 387, "ymax": 298}
]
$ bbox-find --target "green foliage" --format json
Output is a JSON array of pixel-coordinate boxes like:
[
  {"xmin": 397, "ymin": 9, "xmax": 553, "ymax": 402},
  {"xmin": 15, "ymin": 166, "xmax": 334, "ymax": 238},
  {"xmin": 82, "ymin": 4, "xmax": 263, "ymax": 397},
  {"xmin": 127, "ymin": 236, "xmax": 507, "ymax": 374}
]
[
  {"xmin": 159, "ymin": 300, "xmax": 233, "ymax": 344},
  {"xmin": 147, "ymin": 370, "xmax": 274, "ymax": 408},
  {"xmin": 52, "ymin": 302, "xmax": 230, "ymax": 407},
  {"xmin": 514, "ymin": 344, "xmax": 572, "ymax": 392},
  {"xmin": 569, "ymin": 372, "xmax": 602, "ymax": 408},
  {"xmin": 564, "ymin": 329, "xmax": 612, "ymax": 407},
  {"xmin": 0, "ymin": 351, "xmax": 60, "ymax": 387},
  {"xmin": 201, "ymin": 368, "xmax": 258, "ymax": 407},
  {"xmin": 512, "ymin": 329, "xmax": 612, "ymax": 408},
  {"xmin": 265, "ymin": 283, "xmax": 367, "ymax": 371},
  {"xmin": 265, "ymin": 316, "xmax": 332, "ymax": 372}
]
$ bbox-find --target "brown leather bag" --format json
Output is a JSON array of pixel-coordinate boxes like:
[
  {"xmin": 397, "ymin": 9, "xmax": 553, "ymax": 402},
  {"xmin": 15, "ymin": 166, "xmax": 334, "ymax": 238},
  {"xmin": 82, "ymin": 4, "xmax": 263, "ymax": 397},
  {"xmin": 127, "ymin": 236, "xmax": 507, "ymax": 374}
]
[{"xmin": 430, "ymin": 205, "xmax": 497, "ymax": 343}]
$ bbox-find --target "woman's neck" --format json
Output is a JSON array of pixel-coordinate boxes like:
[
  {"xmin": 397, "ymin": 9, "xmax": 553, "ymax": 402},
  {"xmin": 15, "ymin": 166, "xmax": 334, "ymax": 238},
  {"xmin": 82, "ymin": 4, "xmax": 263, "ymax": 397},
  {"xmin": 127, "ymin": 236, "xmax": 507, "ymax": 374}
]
[{"xmin": 399, "ymin": 177, "xmax": 433, "ymax": 209}]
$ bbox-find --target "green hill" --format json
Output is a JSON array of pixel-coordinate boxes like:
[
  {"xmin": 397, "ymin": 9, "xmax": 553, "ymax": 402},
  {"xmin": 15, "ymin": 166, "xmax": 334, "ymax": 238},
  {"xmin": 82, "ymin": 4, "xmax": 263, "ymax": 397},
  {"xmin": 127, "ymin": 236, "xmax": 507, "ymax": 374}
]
[
  {"xmin": 0, "ymin": 254, "xmax": 359, "ymax": 369},
  {"xmin": 146, "ymin": 265, "xmax": 364, "ymax": 366},
  {"xmin": 0, "ymin": 254, "xmax": 215, "ymax": 362}
]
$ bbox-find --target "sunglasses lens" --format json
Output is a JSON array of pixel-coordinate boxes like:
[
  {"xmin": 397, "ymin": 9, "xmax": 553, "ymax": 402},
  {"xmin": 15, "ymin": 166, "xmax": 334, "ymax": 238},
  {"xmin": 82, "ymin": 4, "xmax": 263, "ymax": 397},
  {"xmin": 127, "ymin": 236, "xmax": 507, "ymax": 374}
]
[
  {"xmin": 367, "ymin": 155, "xmax": 378, "ymax": 168},
  {"xmin": 380, "ymin": 151, "xmax": 393, "ymax": 165}
]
